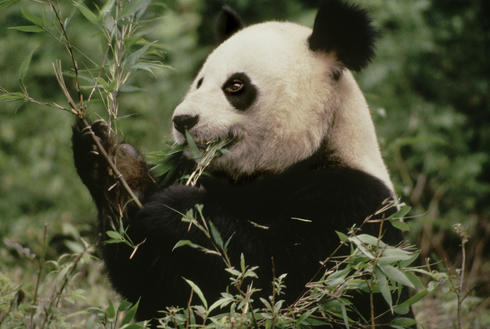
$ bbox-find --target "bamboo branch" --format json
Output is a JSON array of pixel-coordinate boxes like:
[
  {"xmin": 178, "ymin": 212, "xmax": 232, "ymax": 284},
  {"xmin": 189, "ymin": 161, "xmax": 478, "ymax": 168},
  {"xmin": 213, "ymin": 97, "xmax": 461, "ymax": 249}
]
[
  {"xmin": 46, "ymin": 1, "xmax": 143, "ymax": 209},
  {"xmin": 48, "ymin": 0, "xmax": 84, "ymax": 112}
]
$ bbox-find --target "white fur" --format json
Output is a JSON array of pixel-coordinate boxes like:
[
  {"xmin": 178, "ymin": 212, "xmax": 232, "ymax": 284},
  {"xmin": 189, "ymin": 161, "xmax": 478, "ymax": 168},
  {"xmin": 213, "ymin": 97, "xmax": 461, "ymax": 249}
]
[{"xmin": 172, "ymin": 21, "xmax": 393, "ymax": 191}]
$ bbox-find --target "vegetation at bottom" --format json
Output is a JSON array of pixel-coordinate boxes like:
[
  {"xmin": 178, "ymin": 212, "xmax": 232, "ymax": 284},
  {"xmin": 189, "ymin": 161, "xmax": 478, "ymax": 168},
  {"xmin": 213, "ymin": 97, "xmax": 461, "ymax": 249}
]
[{"xmin": 0, "ymin": 0, "xmax": 488, "ymax": 328}]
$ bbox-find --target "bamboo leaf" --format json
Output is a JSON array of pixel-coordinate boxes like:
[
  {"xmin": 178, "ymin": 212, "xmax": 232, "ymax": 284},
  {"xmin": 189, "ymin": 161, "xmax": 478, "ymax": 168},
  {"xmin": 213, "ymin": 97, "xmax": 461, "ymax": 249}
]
[
  {"xmin": 73, "ymin": 1, "xmax": 99, "ymax": 25},
  {"xmin": 99, "ymin": 0, "xmax": 115, "ymax": 19},
  {"xmin": 390, "ymin": 219, "xmax": 410, "ymax": 231},
  {"xmin": 120, "ymin": 0, "xmax": 151, "ymax": 19},
  {"xmin": 404, "ymin": 271, "xmax": 424, "ymax": 289},
  {"xmin": 183, "ymin": 278, "xmax": 208, "ymax": 309},
  {"xmin": 0, "ymin": 0, "xmax": 21, "ymax": 10},
  {"xmin": 18, "ymin": 47, "xmax": 37, "ymax": 84},
  {"xmin": 121, "ymin": 299, "xmax": 139, "ymax": 326},
  {"xmin": 209, "ymin": 221, "xmax": 224, "ymax": 250},
  {"xmin": 378, "ymin": 264, "xmax": 415, "ymax": 289},
  {"xmin": 348, "ymin": 236, "xmax": 375, "ymax": 259},
  {"xmin": 106, "ymin": 300, "xmax": 116, "ymax": 319},
  {"xmin": 124, "ymin": 43, "xmax": 153, "ymax": 71},
  {"xmin": 390, "ymin": 317, "xmax": 417, "ymax": 328},
  {"xmin": 240, "ymin": 253, "xmax": 245, "ymax": 272},
  {"xmin": 20, "ymin": 8, "xmax": 43, "ymax": 27},
  {"xmin": 388, "ymin": 205, "xmax": 411, "ymax": 220},
  {"xmin": 340, "ymin": 303, "xmax": 350, "ymax": 329},
  {"xmin": 353, "ymin": 234, "xmax": 387, "ymax": 248},
  {"xmin": 185, "ymin": 130, "xmax": 202, "ymax": 161},
  {"xmin": 172, "ymin": 240, "xmax": 203, "ymax": 252},
  {"xmin": 120, "ymin": 324, "xmax": 144, "ymax": 329},
  {"xmin": 8, "ymin": 25, "xmax": 44, "ymax": 33},
  {"xmin": 375, "ymin": 268, "xmax": 393, "ymax": 312},
  {"xmin": 118, "ymin": 299, "xmax": 133, "ymax": 312},
  {"xmin": 106, "ymin": 230, "xmax": 123, "ymax": 240},
  {"xmin": 0, "ymin": 92, "xmax": 25, "ymax": 102},
  {"xmin": 394, "ymin": 289, "xmax": 428, "ymax": 314},
  {"xmin": 336, "ymin": 230, "xmax": 348, "ymax": 242}
]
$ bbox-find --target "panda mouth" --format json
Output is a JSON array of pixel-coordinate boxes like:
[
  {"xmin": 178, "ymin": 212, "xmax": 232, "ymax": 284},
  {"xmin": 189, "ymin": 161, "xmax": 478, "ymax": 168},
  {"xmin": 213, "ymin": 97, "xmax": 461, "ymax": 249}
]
[{"xmin": 189, "ymin": 133, "xmax": 238, "ymax": 153}]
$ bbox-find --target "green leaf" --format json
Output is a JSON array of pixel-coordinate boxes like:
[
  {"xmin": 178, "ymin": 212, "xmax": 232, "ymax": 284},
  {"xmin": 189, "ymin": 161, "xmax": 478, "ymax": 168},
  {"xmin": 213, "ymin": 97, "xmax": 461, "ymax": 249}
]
[
  {"xmin": 0, "ymin": 0, "xmax": 21, "ymax": 10},
  {"xmin": 295, "ymin": 306, "xmax": 319, "ymax": 326},
  {"xmin": 99, "ymin": 0, "xmax": 115, "ymax": 18},
  {"xmin": 118, "ymin": 299, "xmax": 133, "ymax": 312},
  {"xmin": 354, "ymin": 234, "xmax": 387, "ymax": 248},
  {"xmin": 390, "ymin": 317, "xmax": 417, "ymax": 327},
  {"xmin": 348, "ymin": 236, "xmax": 375, "ymax": 259},
  {"xmin": 0, "ymin": 92, "xmax": 25, "ymax": 102},
  {"xmin": 183, "ymin": 278, "xmax": 208, "ymax": 309},
  {"xmin": 121, "ymin": 299, "xmax": 139, "ymax": 326},
  {"xmin": 106, "ymin": 230, "xmax": 123, "ymax": 240},
  {"xmin": 378, "ymin": 264, "xmax": 415, "ymax": 289},
  {"xmin": 378, "ymin": 248, "xmax": 415, "ymax": 265},
  {"xmin": 120, "ymin": 0, "xmax": 151, "ymax": 19},
  {"xmin": 375, "ymin": 268, "xmax": 393, "ymax": 312},
  {"xmin": 224, "ymin": 233, "xmax": 235, "ymax": 250},
  {"xmin": 340, "ymin": 303, "xmax": 350, "ymax": 329},
  {"xmin": 224, "ymin": 267, "xmax": 241, "ymax": 277},
  {"xmin": 336, "ymin": 231, "xmax": 348, "ymax": 242},
  {"xmin": 388, "ymin": 205, "xmax": 411, "ymax": 220},
  {"xmin": 20, "ymin": 8, "xmax": 43, "ymax": 27},
  {"xmin": 8, "ymin": 25, "xmax": 44, "ymax": 33},
  {"xmin": 390, "ymin": 219, "xmax": 410, "ymax": 231},
  {"xmin": 124, "ymin": 43, "xmax": 153, "ymax": 70},
  {"xmin": 18, "ymin": 47, "xmax": 37, "ymax": 84},
  {"xmin": 209, "ymin": 221, "xmax": 224, "ymax": 250},
  {"xmin": 404, "ymin": 271, "xmax": 424, "ymax": 289},
  {"xmin": 325, "ymin": 267, "xmax": 350, "ymax": 287},
  {"xmin": 73, "ymin": 1, "xmax": 99, "ymax": 25},
  {"xmin": 120, "ymin": 324, "xmax": 144, "ymax": 329},
  {"xmin": 172, "ymin": 240, "xmax": 203, "ymax": 252},
  {"xmin": 185, "ymin": 130, "xmax": 202, "ymax": 161},
  {"xmin": 394, "ymin": 289, "xmax": 428, "ymax": 314},
  {"xmin": 106, "ymin": 299, "xmax": 116, "ymax": 319},
  {"xmin": 240, "ymin": 253, "xmax": 246, "ymax": 272}
]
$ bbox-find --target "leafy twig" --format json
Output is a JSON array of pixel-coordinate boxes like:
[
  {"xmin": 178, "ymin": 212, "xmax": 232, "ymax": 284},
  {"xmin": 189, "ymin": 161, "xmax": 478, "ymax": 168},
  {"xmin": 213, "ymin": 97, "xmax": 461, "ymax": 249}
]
[{"xmin": 48, "ymin": 0, "xmax": 84, "ymax": 112}]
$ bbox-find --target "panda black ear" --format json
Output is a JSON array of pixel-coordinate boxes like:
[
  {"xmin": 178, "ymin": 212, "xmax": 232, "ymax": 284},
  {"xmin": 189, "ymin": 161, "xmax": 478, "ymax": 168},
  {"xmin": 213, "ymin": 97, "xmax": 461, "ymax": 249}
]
[
  {"xmin": 308, "ymin": 0, "xmax": 377, "ymax": 71},
  {"xmin": 215, "ymin": 5, "xmax": 244, "ymax": 43}
]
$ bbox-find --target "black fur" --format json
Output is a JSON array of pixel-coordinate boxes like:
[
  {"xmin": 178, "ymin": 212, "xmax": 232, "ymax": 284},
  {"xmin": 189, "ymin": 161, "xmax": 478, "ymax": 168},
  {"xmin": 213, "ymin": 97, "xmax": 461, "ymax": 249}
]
[
  {"xmin": 222, "ymin": 72, "xmax": 258, "ymax": 111},
  {"xmin": 215, "ymin": 5, "xmax": 244, "ymax": 43},
  {"xmin": 73, "ymin": 121, "xmax": 402, "ymax": 325},
  {"xmin": 308, "ymin": 0, "xmax": 378, "ymax": 71}
]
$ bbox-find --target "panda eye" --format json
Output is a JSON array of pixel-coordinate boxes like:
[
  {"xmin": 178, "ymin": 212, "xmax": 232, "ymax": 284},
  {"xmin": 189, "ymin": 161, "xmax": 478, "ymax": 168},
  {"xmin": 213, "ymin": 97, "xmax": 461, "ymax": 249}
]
[
  {"xmin": 222, "ymin": 72, "xmax": 257, "ymax": 111},
  {"xmin": 223, "ymin": 79, "xmax": 244, "ymax": 94}
]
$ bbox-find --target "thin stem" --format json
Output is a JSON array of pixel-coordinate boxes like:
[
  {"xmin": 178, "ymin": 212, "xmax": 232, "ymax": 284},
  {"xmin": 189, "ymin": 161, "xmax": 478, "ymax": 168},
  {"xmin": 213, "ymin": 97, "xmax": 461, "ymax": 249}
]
[{"xmin": 49, "ymin": 1, "xmax": 84, "ymax": 113}]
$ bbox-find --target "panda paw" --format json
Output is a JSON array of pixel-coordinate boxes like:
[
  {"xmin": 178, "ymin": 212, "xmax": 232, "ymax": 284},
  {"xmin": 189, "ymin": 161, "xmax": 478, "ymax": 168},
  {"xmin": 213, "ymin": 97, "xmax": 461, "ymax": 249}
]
[
  {"xmin": 72, "ymin": 118, "xmax": 155, "ymax": 208},
  {"xmin": 72, "ymin": 119, "xmax": 116, "ymax": 191}
]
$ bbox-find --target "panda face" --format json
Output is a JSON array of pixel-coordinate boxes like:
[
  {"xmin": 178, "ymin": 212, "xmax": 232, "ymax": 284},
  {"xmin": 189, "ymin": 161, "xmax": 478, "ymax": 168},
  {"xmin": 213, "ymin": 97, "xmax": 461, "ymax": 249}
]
[{"xmin": 172, "ymin": 22, "xmax": 341, "ymax": 178}]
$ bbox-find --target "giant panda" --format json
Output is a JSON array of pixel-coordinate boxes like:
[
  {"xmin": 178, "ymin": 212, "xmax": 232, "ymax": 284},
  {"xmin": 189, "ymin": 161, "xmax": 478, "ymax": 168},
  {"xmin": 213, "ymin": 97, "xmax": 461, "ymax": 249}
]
[{"xmin": 73, "ymin": 0, "xmax": 406, "ymax": 326}]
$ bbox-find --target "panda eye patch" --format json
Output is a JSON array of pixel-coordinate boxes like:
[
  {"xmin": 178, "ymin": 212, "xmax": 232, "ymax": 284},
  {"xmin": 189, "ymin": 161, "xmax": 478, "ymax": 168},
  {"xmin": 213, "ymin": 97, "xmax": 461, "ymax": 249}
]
[{"xmin": 222, "ymin": 72, "xmax": 257, "ymax": 111}]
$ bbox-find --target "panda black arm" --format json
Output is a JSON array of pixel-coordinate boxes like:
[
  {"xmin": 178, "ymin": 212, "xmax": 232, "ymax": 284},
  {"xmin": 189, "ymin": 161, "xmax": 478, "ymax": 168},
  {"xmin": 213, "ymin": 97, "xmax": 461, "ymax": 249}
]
[{"xmin": 116, "ymin": 164, "xmax": 397, "ymax": 320}]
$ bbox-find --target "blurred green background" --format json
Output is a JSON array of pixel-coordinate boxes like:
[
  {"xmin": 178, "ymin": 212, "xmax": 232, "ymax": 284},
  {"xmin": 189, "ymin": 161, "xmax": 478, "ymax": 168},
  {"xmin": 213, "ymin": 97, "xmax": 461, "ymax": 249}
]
[{"xmin": 0, "ymin": 0, "xmax": 488, "ymax": 325}]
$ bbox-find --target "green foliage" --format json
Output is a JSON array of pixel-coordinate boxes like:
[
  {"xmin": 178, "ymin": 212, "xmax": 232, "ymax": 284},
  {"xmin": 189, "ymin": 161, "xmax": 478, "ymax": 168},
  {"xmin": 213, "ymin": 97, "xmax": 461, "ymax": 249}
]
[
  {"xmin": 0, "ymin": 0, "xmax": 488, "ymax": 328},
  {"xmin": 0, "ymin": 228, "xmax": 148, "ymax": 329},
  {"xmin": 156, "ymin": 204, "xmax": 428, "ymax": 328}
]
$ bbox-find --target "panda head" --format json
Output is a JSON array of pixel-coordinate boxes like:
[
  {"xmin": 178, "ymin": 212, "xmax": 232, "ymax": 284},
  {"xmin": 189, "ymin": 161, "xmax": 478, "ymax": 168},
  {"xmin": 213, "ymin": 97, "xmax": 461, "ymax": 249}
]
[{"xmin": 172, "ymin": 0, "xmax": 393, "ymax": 190}]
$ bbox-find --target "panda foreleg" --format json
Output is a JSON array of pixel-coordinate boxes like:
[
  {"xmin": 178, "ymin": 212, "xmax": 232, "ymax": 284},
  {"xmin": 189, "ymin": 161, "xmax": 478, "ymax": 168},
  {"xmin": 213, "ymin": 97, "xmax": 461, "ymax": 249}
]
[{"xmin": 72, "ymin": 119, "xmax": 156, "ymax": 233}]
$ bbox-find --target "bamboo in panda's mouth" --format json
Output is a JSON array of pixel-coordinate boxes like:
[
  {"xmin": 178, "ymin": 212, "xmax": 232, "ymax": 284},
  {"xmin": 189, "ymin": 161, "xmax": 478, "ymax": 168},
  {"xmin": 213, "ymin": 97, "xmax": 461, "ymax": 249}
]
[{"xmin": 185, "ymin": 136, "xmax": 235, "ymax": 186}]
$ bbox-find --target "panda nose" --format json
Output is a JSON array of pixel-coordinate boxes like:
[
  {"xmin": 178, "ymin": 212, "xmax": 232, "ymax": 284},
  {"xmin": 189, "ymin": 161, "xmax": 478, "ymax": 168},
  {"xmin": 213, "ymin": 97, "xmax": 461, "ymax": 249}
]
[{"xmin": 173, "ymin": 114, "xmax": 199, "ymax": 134}]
